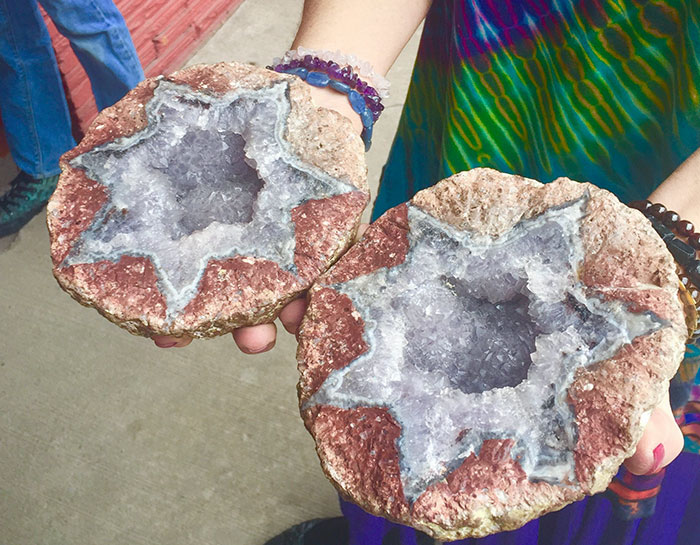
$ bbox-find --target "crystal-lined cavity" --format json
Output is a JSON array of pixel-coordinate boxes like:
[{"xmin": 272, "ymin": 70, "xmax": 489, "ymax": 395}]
[
  {"xmin": 307, "ymin": 197, "xmax": 664, "ymax": 503},
  {"xmin": 64, "ymin": 80, "xmax": 357, "ymax": 318}
]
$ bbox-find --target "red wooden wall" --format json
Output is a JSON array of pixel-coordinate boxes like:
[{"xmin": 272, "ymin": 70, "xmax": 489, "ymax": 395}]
[{"xmin": 0, "ymin": 0, "xmax": 244, "ymax": 158}]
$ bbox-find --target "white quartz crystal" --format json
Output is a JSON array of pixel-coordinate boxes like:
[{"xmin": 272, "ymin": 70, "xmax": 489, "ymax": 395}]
[
  {"xmin": 66, "ymin": 80, "xmax": 356, "ymax": 319},
  {"xmin": 307, "ymin": 197, "xmax": 663, "ymax": 502}
]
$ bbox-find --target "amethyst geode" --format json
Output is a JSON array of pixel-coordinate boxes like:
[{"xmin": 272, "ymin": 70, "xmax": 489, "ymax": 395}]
[
  {"xmin": 297, "ymin": 169, "xmax": 687, "ymax": 539},
  {"xmin": 47, "ymin": 63, "xmax": 368, "ymax": 337}
]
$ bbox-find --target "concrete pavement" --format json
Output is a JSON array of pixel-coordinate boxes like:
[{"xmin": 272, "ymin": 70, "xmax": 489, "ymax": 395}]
[{"xmin": 0, "ymin": 1, "xmax": 421, "ymax": 543}]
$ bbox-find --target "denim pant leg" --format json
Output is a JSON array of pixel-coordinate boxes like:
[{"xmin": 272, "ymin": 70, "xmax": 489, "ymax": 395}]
[
  {"xmin": 39, "ymin": 0, "xmax": 144, "ymax": 111},
  {"xmin": 0, "ymin": 0, "xmax": 75, "ymax": 178}
]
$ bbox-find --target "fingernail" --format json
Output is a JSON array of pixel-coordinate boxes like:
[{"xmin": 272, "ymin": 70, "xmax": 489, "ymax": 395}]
[
  {"xmin": 245, "ymin": 341, "xmax": 275, "ymax": 354},
  {"xmin": 647, "ymin": 443, "xmax": 665, "ymax": 474},
  {"xmin": 154, "ymin": 340, "xmax": 177, "ymax": 348}
]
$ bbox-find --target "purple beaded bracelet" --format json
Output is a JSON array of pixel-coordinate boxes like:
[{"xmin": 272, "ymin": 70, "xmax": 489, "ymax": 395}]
[{"xmin": 267, "ymin": 55, "xmax": 384, "ymax": 151}]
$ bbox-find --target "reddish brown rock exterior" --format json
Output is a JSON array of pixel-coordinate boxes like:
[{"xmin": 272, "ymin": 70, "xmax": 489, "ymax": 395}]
[
  {"xmin": 59, "ymin": 256, "xmax": 168, "ymax": 334},
  {"xmin": 297, "ymin": 168, "xmax": 688, "ymax": 540},
  {"xmin": 297, "ymin": 204, "xmax": 410, "ymax": 404},
  {"xmin": 291, "ymin": 191, "xmax": 370, "ymax": 283},
  {"xmin": 297, "ymin": 287, "xmax": 369, "ymax": 404},
  {"xmin": 47, "ymin": 62, "xmax": 369, "ymax": 338},
  {"xmin": 305, "ymin": 406, "xmax": 410, "ymax": 522},
  {"xmin": 178, "ymin": 257, "xmax": 303, "ymax": 336},
  {"xmin": 322, "ymin": 204, "xmax": 410, "ymax": 286},
  {"xmin": 411, "ymin": 439, "xmax": 579, "ymax": 537}
]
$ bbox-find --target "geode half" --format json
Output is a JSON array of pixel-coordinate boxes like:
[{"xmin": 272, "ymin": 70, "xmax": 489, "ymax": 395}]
[
  {"xmin": 297, "ymin": 168, "xmax": 687, "ymax": 539},
  {"xmin": 47, "ymin": 62, "xmax": 369, "ymax": 337}
]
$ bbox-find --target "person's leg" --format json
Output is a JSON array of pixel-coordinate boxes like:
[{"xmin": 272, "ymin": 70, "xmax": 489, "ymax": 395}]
[
  {"xmin": 0, "ymin": 0, "xmax": 73, "ymax": 236},
  {"xmin": 0, "ymin": 0, "xmax": 75, "ymax": 178},
  {"xmin": 38, "ymin": 0, "xmax": 144, "ymax": 111}
]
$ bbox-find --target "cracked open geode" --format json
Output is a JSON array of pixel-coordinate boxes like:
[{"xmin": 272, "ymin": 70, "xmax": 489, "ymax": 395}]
[
  {"xmin": 47, "ymin": 63, "xmax": 368, "ymax": 337},
  {"xmin": 297, "ymin": 168, "xmax": 687, "ymax": 540}
]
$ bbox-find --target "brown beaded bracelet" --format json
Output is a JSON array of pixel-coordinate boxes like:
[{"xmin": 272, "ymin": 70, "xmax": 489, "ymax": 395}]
[{"xmin": 629, "ymin": 200, "xmax": 700, "ymax": 340}]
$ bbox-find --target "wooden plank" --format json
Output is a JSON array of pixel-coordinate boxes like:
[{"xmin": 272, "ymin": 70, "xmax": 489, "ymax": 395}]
[{"xmin": 146, "ymin": 26, "xmax": 198, "ymax": 75}]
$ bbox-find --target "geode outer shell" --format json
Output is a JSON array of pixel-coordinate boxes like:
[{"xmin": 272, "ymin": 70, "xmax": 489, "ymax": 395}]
[
  {"xmin": 297, "ymin": 168, "xmax": 687, "ymax": 540},
  {"xmin": 47, "ymin": 62, "xmax": 369, "ymax": 338}
]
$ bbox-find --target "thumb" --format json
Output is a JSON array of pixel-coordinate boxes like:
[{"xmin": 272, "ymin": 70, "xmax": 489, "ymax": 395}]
[{"xmin": 624, "ymin": 391, "xmax": 684, "ymax": 475}]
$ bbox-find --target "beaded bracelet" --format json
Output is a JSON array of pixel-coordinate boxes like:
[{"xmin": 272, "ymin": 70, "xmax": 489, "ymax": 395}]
[
  {"xmin": 274, "ymin": 47, "xmax": 390, "ymax": 99},
  {"xmin": 629, "ymin": 200, "xmax": 700, "ymax": 339},
  {"xmin": 267, "ymin": 55, "xmax": 384, "ymax": 151}
]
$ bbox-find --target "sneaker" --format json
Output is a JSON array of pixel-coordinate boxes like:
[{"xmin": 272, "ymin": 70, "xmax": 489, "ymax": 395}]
[
  {"xmin": 264, "ymin": 517, "xmax": 349, "ymax": 545},
  {"xmin": 0, "ymin": 171, "xmax": 59, "ymax": 237}
]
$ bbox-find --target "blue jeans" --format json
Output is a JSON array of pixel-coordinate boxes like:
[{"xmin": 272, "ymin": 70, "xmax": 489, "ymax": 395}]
[{"xmin": 0, "ymin": 0, "xmax": 144, "ymax": 178}]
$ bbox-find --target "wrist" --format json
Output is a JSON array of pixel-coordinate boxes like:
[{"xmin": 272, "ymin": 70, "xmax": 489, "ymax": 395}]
[
  {"xmin": 648, "ymin": 148, "xmax": 700, "ymax": 226},
  {"xmin": 270, "ymin": 52, "xmax": 385, "ymax": 150}
]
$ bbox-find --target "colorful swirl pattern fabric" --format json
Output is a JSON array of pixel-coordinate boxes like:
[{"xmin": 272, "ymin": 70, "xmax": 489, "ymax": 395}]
[
  {"xmin": 375, "ymin": 0, "xmax": 700, "ymax": 215},
  {"xmin": 677, "ymin": 341, "xmax": 700, "ymax": 453},
  {"xmin": 604, "ymin": 466, "xmax": 667, "ymax": 520}
]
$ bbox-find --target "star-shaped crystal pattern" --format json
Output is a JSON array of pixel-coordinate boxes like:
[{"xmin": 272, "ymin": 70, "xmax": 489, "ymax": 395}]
[
  {"xmin": 307, "ymin": 197, "xmax": 664, "ymax": 502},
  {"xmin": 64, "ymin": 80, "xmax": 357, "ymax": 318}
]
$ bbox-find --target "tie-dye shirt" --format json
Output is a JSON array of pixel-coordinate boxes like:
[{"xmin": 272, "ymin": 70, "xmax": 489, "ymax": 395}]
[{"xmin": 375, "ymin": 0, "xmax": 700, "ymax": 215}]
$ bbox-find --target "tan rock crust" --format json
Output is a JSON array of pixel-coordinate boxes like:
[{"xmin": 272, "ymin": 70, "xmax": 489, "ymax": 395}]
[
  {"xmin": 47, "ymin": 62, "xmax": 368, "ymax": 338},
  {"xmin": 298, "ymin": 168, "xmax": 687, "ymax": 540}
]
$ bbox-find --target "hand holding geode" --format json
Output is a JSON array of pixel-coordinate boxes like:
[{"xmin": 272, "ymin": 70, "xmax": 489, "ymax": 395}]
[
  {"xmin": 297, "ymin": 168, "xmax": 687, "ymax": 540},
  {"xmin": 47, "ymin": 62, "xmax": 369, "ymax": 338}
]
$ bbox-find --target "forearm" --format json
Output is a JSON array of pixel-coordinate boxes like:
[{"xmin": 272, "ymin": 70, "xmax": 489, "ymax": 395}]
[
  {"xmin": 649, "ymin": 148, "xmax": 700, "ymax": 226},
  {"xmin": 292, "ymin": 0, "xmax": 432, "ymax": 77},
  {"xmin": 291, "ymin": 0, "xmax": 431, "ymax": 132}
]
